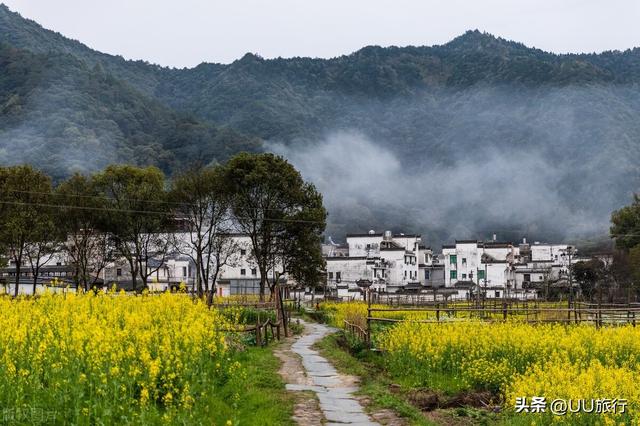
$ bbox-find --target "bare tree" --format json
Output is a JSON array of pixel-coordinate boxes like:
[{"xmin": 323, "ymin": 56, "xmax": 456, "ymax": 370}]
[
  {"xmin": 171, "ymin": 166, "xmax": 242, "ymax": 302},
  {"xmin": 25, "ymin": 232, "xmax": 59, "ymax": 294}
]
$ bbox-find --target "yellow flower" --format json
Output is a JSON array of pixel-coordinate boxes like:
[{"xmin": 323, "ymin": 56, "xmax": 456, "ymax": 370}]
[{"xmin": 139, "ymin": 388, "xmax": 150, "ymax": 406}]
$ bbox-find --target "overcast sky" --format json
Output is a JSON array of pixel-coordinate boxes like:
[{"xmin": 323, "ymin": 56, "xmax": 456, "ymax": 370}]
[{"xmin": 4, "ymin": 0, "xmax": 640, "ymax": 68}]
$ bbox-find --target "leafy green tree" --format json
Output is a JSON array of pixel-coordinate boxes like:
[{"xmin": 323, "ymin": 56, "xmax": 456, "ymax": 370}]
[
  {"xmin": 573, "ymin": 259, "xmax": 604, "ymax": 300},
  {"xmin": 610, "ymin": 195, "xmax": 640, "ymax": 251},
  {"xmin": 222, "ymin": 153, "xmax": 326, "ymax": 334},
  {"xmin": 56, "ymin": 173, "xmax": 114, "ymax": 291},
  {"xmin": 170, "ymin": 165, "xmax": 240, "ymax": 302},
  {"xmin": 93, "ymin": 165, "xmax": 171, "ymax": 291},
  {"xmin": 0, "ymin": 165, "xmax": 52, "ymax": 296}
]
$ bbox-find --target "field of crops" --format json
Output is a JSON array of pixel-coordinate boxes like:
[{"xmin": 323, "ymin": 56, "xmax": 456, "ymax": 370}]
[
  {"xmin": 0, "ymin": 290, "xmax": 290, "ymax": 425},
  {"xmin": 322, "ymin": 301, "xmax": 639, "ymax": 424},
  {"xmin": 319, "ymin": 300, "xmax": 575, "ymax": 329}
]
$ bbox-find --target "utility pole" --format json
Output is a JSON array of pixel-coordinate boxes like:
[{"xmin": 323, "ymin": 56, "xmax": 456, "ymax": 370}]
[{"xmin": 562, "ymin": 247, "xmax": 575, "ymax": 321}]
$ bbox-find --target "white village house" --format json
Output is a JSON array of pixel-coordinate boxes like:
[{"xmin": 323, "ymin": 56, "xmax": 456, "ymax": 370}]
[
  {"xmin": 323, "ymin": 230, "xmax": 424, "ymax": 299},
  {"xmin": 323, "ymin": 231, "xmax": 584, "ymax": 301}
]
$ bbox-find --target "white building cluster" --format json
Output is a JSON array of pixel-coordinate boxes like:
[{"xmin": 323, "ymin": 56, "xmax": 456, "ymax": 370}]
[
  {"xmin": 323, "ymin": 231, "xmax": 579, "ymax": 301},
  {"xmin": 0, "ymin": 233, "xmax": 281, "ymax": 297},
  {"xmin": 323, "ymin": 230, "xmax": 427, "ymax": 298},
  {"xmin": 2, "ymin": 225, "xmax": 586, "ymax": 301}
]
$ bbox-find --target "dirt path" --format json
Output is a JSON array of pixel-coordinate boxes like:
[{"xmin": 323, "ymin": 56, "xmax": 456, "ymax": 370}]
[{"xmin": 275, "ymin": 320, "xmax": 382, "ymax": 426}]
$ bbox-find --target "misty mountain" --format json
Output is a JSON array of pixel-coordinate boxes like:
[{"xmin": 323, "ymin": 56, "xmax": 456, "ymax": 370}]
[
  {"xmin": 1, "ymin": 4, "xmax": 639, "ymax": 245},
  {"xmin": 0, "ymin": 6, "xmax": 260, "ymax": 181}
]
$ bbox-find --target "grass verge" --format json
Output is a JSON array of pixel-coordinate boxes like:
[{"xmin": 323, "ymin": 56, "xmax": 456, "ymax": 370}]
[
  {"xmin": 314, "ymin": 332, "xmax": 502, "ymax": 426},
  {"xmin": 202, "ymin": 344, "xmax": 295, "ymax": 426}
]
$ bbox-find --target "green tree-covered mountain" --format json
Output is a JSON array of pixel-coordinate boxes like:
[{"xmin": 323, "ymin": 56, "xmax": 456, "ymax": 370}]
[
  {"xmin": 0, "ymin": 6, "xmax": 259, "ymax": 181},
  {"xmin": 1, "ymin": 3, "xmax": 639, "ymax": 242}
]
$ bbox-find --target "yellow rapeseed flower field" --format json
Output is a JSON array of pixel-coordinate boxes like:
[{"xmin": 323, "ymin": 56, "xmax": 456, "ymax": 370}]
[
  {"xmin": 324, "ymin": 301, "xmax": 640, "ymax": 424},
  {"xmin": 0, "ymin": 289, "xmax": 242, "ymax": 424}
]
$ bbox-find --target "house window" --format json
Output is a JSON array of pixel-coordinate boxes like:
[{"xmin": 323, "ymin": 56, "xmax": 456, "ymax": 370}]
[
  {"xmin": 450, "ymin": 270, "xmax": 457, "ymax": 279},
  {"xmin": 56, "ymin": 262, "xmax": 61, "ymax": 266},
  {"xmin": 329, "ymin": 272, "xmax": 334, "ymax": 279},
  {"xmin": 182, "ymin": 266, "xmax": 187, "ymax": 277},
  {"xmin": 462, "ymin": 273, "xmax": 467, "ymax": 279},
  {"xmin": 524, "ymin": 273, "xmax": 531, "ymax": 282},
  {"xmin": 252, "ymin": 268, "xmax": 257, "ymax": 276},
  {"xmin": 240, "ymin": 249, "xmax": 246, "ymax": 256},
  {"xmin": 477, "ymin": 270, "xmax": 485, "ymax": 279},
  {"xmin": 336, "ymin": 272, "xmax": 341, "ymax": 282},
  {"xmin": 424, "ymin": 270, "xmax": 430, "ymax": 280},
  {"xmin": 495, "ymin": 291, "xmax": 501, "ymax": 298},
  {"xmin": 240, "ymin": 269, "xmax": 246, "ymax": 276},
  {"xmin": 450, "ymin": 255, "xmax": 457, "ymax": 264},
  {"xmin": 404, "ymin": 271, "xmax": 407, "ymax": 278},
  {"xmin": 462, "ymin": 257, "xmax": 467, "ymax": 264},
  {"xmin": 116, "ymin": 268, "xmax": 122, "ymax": 277}
]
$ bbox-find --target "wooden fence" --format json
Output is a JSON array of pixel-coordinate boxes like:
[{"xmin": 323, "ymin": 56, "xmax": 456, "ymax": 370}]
[
  {"xmin": 218, "ymin": 318, "xmax": 283, "ymax": 346},
  {"xmin": 343, "ymin": 320, "xmax": 369, "ymax": 345},
  {"xmin": 341, "ymin": 301, "xmax": 640, "ymax": 347}
]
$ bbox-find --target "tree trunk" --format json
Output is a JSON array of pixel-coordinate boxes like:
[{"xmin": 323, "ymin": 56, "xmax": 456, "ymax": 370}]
[
  {"xmin": 196, "ymin": 252, "xmax": 203, "ymax": 297},
  {"xmin": 127, "ymin": 257, "xmax": 138, "ymax": 292},
  {"xmin": 206, "ymin": 268, "xmax": 219, "ymax": 307},
  {"xmin": 73, "ymin": 263, "xmax": 81, "ymax": 291},
  {"xmin": 32, "ymin": 267, "xmax": 38, "ymax": 296},
  {"xmin": 277, "ymin": 284, "xmax": 289, "ymax": 337},
  {"xmin": 13, "ymin": 259, "xmax": 20, "ymax": 298},
  {"xmin": 259, "ymin": 275, "xmax": 266, "ymax": 302}
]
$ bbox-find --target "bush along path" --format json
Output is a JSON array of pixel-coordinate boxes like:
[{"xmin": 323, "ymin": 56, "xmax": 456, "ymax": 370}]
[{"xmin": 278, "ymin": 320, "xmax": 381, "ymax": 426}]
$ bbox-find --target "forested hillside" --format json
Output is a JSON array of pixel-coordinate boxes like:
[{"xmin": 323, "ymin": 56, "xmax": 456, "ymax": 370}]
[{"xmin": 1, "ymin": 3, "xmax": 639, "ymax": 243}]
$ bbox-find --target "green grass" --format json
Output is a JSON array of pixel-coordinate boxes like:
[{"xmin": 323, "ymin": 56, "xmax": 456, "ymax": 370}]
[
  {"xmin": 199, "ymin": 344, "xmax": 295, "ymax": 426},
  {"xmin": 314, "ymin": 332, "xmax": 505, "ymax": 426}
]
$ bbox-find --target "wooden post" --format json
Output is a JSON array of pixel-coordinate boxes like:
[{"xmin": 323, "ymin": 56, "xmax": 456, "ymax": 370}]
[
  {"xmin": 503, "ymin": 301, "xmax": 507, "ymax": 321},
  {"xmin": 436, "ymin": 303, "xmax": 440, "ymax": 322},
  {"xmin": 256, "ymin": 321, "xmax": 262, "ymax": 347},
  {"xmin": 366, "ymin": 290, "xmax": 372, "ymax": 347}
]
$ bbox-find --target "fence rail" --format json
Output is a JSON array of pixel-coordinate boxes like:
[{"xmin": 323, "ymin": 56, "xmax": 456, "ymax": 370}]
[
  {"xmin": 355, "ymin": 302, "xmax": 640, "ymax": 346},
  {"xmin": 343, "ymin": 320, "xmax": 368, "ymax": 344},
  {"xmin": 219, "ymin": 318, "xmax": 283, "ymax": 346}
]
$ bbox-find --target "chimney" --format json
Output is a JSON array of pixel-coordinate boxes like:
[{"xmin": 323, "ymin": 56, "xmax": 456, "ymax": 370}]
[
  {"xmin": 492, "ymin": 234, "xmax": 497, "ymax": 241},
  {"xmin": 522, "ymin": 237, "xmax": 527, "ymax": 244},
  {"xmin": 383, "ymin": 230, "xmax": 392, "ymax": 241}
]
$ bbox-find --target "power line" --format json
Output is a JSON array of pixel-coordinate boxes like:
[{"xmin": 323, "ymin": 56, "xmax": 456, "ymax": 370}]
[
  {"xmin": 4, "ymin": 189, "xmax": 309, "ymax": 214},
  {"xmin": 0, "ymin": 200, "xmax": 326, "ymax": 225}
]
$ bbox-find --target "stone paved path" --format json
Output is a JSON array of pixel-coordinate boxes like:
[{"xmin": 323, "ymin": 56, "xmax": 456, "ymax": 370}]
[{"xmin": 285, "ymin": 321, "xmax": 380, "ymax": 426}]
